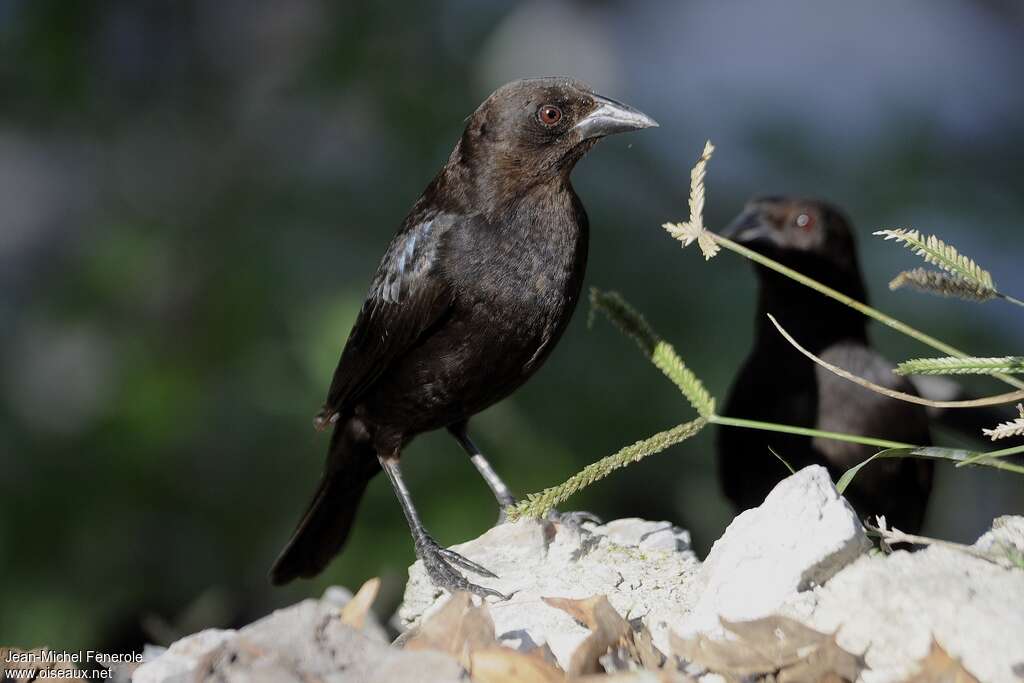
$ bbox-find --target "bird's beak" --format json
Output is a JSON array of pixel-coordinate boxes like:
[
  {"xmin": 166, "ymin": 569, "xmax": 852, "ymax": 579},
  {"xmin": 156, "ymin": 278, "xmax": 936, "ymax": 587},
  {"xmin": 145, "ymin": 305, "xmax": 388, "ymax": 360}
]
[
  {"xmin": 721, "ymin": 208, "xmax": 776, "ymax": 248},
  {"xmin": 574, "ymin": 94, "xmax": 658, "ymax": 140}
]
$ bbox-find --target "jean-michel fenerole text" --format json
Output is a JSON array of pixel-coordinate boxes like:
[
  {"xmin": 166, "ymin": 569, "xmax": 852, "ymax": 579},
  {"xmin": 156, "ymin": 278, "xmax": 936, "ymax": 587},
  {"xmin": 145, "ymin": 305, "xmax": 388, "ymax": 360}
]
[{"xmin": 3, "ymin": 648, "xmax": 142, "ymax": 665}]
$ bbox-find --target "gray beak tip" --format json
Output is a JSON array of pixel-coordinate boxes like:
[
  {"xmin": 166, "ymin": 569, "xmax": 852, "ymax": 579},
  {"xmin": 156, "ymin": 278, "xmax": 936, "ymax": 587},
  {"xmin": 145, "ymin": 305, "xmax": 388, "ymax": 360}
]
[{"xmin": 575, "ymin": 95, "xmax": 659, "ymax": 139}]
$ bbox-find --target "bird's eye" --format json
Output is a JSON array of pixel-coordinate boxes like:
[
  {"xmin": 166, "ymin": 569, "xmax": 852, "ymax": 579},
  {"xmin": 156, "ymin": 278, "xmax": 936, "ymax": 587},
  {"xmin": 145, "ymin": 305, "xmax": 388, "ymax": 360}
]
[
  {"xmin": 795, "ymin": 213, "xmax": 816, "ymax": 231},
  {"xmin": 537, "ymin": 104, "xmax": 562, "ymax": 127}
]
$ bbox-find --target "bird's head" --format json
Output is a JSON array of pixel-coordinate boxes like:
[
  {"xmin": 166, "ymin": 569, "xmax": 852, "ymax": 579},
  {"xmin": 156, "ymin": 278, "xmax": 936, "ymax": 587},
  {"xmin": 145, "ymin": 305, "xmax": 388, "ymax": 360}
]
[
  {"xmin": 458, "ymin": 78, "xmax": 657, "ymax": 185},
  {"xmin": 722, "ymin": 196, "xmax": 861, "ymax": 277},
  {"xmin": 723, "ymin": 196, "xmax": 870, "ymax": 331}
]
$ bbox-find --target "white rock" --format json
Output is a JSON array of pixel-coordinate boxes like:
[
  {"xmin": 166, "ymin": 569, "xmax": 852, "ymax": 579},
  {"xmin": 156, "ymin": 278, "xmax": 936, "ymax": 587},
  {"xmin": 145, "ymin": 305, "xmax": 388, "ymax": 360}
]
[
  {"xmin": 973, "ymin": 514, "xmax": 1024, "ymax": 557},
  {"xmin": 134, "ymin": 594, "xmax": 464, "ymax": 683},
  {"xmin": 674, "ymin": 465, "xmax": 869, "ymax": 637},
  {"xmin": 792, "ymin": 526, "xmax": 1024, "ymax": 683},
  {"xmin": 133, "ymin": 628, "xmax": 237, "ymax": 683},
  {"xmin": 133, "ymin": 484, "xmax": 1024, "ymax": 681},
  {"xmin": 321, "ymin": 585, "xmax": 390, "ymax": 643},
  {"xmin": 601, "ymin": 518, "xmax": 692, "ymax": 552},
  {"xmin": 398, "ymin": 517, "xmax": 701, "ymax": 668}
]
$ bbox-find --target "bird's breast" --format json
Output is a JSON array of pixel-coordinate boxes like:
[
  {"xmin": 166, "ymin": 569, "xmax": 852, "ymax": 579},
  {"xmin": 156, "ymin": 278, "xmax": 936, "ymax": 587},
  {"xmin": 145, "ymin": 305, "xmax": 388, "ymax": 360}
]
[
  {"xmin": 437, "ymin": 200, "xmax": 588, "ymax": 392},
  {"xmin": 464, "ymin": 227, "xmax": 584, "ymax": 340}
]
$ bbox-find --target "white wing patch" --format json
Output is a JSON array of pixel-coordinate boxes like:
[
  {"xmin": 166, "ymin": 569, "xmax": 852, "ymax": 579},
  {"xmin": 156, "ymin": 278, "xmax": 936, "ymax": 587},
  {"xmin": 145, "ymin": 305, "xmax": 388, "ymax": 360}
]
[{"xmin": 378, "ymin": 218, "xmax": 436, "ymax": 304}]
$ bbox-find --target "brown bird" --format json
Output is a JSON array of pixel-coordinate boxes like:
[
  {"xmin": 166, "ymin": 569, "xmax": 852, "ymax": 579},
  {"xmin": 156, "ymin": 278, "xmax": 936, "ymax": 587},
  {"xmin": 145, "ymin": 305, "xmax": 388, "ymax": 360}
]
[
  {"xmin": 717, "ymin": 197, "xmax": 934, "ymax": 533},
  {"xmin": 270, "ymin": 78, "xmax": 657, "ymax": 596}
]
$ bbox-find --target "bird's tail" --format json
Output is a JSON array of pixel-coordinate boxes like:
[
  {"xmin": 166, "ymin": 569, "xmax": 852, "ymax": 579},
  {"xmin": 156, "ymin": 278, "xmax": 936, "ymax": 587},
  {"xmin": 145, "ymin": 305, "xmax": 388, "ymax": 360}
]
[{"xmin": 270, "ymin": 418, "xmax": 380, "ymax": 585}]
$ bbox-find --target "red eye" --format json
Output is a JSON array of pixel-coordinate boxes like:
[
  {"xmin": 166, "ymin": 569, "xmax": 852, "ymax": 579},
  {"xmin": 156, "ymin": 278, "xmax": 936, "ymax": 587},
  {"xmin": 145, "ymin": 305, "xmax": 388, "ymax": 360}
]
[
  {"xmin": 795, "ymin": 213, "xmax": 815, "ymax": 231},
  {"xmin": 537, "ymin": 104, "xmax": 562, "ymax": 126}
]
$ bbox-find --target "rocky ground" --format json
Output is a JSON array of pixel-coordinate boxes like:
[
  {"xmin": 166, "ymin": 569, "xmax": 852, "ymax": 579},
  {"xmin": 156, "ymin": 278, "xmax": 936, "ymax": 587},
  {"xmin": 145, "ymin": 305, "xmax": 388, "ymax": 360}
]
[{"xmin": 115, "ymin": 466, "xmax": 1024, "ymax": 682}]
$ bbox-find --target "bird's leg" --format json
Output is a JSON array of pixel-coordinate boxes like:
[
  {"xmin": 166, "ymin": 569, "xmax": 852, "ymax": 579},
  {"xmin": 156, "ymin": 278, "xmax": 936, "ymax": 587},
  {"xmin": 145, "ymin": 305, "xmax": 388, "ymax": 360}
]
[
  {"xmin": 378, "ymin": 454, "xmax": 507, "ymax": 600},
  {"xmin": 448, "ymin": 424, "xmax": 516, "ymax": 519},
  {"xmin": 448, "ymin": 424, "xmax": 600, "ymax": 527}
]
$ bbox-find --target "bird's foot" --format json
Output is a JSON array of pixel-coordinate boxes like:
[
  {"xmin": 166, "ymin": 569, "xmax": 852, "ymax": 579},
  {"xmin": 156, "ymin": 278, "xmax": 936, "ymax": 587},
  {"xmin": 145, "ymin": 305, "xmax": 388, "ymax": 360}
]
[
  {"xmin": 435, "ymin": 545, "xmax": 498, "ymax": 578},
  {"xmin": 416, "ymin": 536, "xmax": 508, "ymax": 600},
  {"xmin": 547, "ymin": 509, "xmax": 602, "ymax": 527}
]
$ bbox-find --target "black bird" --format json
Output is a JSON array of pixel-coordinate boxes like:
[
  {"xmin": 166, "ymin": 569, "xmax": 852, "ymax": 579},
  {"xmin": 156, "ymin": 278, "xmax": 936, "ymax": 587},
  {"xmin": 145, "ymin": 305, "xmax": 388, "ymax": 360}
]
[
  {"xmin": 717, "ymin": 197, "xmax": 934, "ymax": 533},
  {"xmin": 270, "ymin": 78, "xmax": 657, "ymax": 595}
]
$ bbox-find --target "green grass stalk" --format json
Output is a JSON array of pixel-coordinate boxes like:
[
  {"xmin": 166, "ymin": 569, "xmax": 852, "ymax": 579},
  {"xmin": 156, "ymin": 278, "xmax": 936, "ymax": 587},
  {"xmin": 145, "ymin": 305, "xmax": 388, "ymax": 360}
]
[{"xmin": 712, "ymin": 233, "xmax": 1024, "ymax": 391}]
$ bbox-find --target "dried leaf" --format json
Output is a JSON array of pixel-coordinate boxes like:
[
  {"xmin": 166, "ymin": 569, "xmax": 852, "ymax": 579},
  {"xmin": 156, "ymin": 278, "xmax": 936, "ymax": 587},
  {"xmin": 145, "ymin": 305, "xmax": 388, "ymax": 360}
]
[
  {"xmin": 901, "ymin": 639, "xmax": 980, "ymax": 683},
  {"xmin": 670, "ymin": 615, "xmax": 865, "ymax": 682},
  {"xmin": 543, "ymin": 595, "xmax": 631, "ymax": 676},
  {"xmin": 593, "ymin": 622, "xmax": 667, "ymax": 674},
  {"xmin": 630, "ymin": 624, "xmax": 666, "ymax": 671},
  {"xmin": 574, "ymin": 671, "xmax": 696, "ymax": 682},
  {"xmin": 470, "ymin": 646, "xmax": 565, "ymax": 683},
  {"xmin": 529, "ymin": 642, "xmax": 561, "ymax": 667},
  {"xmin": 721, "ymin": 616, "xmax": 825, "ymax": 666},
  {"xmin": 598, "ymin": 647, "xmax": 635, "ymax": 675},
  {"xmin": 777, "ymin": 633, "xmax": 864, "ymax": 683},
  {"xmin": 339, "ymin": 577, "xmax": 380, "ymax": 629},
  {"xmin": 404, "ymin": 592, "xmax": 496, "ymax": 667},
  {"xmin": 585, "ymin": 621, "xmax": 665, "ymax": 674},
  {"xmin": 670, "ymin": 630, "xmax": 777, "ymax": 675}
]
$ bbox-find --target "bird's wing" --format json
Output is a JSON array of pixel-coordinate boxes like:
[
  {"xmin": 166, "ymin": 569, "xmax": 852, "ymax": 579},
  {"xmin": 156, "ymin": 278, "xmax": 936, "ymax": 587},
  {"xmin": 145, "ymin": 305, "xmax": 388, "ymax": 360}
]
[
  {"xmin": 813, "ymin": 342, "xmax": 932, "ymax": 464},
  {"xmin": 814, "ymin": 342, "xmax": 934, "ymax": 532},
  {"xmin": 315, "ymin": 212, "xmax": 458, "ymax": 427}
]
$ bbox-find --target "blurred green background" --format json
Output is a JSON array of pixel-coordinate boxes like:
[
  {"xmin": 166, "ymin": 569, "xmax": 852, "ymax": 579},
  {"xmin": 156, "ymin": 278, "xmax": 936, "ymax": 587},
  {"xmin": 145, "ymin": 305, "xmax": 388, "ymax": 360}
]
[{"xmin": 2, "ymin": 0, "xmax": 1023, "ymax": 653}]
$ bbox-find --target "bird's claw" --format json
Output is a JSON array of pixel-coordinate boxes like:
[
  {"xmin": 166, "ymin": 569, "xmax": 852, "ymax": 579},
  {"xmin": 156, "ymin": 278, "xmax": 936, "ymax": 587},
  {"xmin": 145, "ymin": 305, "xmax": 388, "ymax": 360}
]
[
  {"xmin": 416, "ymin": 537, "xmax": 507, "ymax": 600},
  {"xmin": 436, "ymin": 546, "xmax": 498, "ymax": 578}
]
